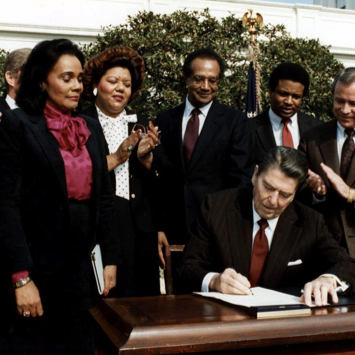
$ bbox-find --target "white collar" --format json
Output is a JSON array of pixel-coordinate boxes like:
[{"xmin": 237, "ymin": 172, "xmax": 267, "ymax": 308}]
[
  {"xmin": 5, "ymin": 95, "xmax": 18, "ymax": 110},
  {"xmin": 269, "ymin": 107, "xmax": 298, "ymax": 130},
  {"xmin": 252, "ymin": 199, "xmax": 279, "ymax": 233},
  {"xmin": 185, "ymin": 96, "xmax": 213, "ymax": 118},
  {"xmin": 96, "ymin": 105, "xmax": 137, "ymax": 123},
  {"xmin": 337, "ymin": 121, "xmax": 355, "ymax": 137}
]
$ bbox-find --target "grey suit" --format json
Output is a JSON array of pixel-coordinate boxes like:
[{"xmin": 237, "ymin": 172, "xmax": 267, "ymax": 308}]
[
  {"xmin": 179, "ymin": 188, "xmax": 355, "ymax": 292},
  {"xmin": 249, "ymin": 109, "xmax": 322, "ymax": 165}
]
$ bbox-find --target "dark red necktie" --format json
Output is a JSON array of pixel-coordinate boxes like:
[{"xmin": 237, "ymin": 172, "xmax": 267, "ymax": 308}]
[
  {"xmin": 340, "ymin": 129, "xmax": 355, "ymax": 179},
  {"xmin": 183, "ymin": 108, "xmax": 200, "ymax": 168},
  {"xmin": 249, "ymin": 219, "xmax": 269, "ymax": 287},
  {"xmin": 281, "ymin": 118, "xmax": 294, "ymax": 148}
]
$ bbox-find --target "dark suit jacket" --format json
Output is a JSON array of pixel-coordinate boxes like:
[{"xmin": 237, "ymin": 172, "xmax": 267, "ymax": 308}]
[
  {"xmin": 155, "ymin": 100, "xmax": 253, "ymax": 244},
  {"xmin": 83, "ymin": 105, "xmax": 162, "ymax": 296},
  {"xmin": 0, "ymin": 97, "xmax": 10, "ymax": 112},
  {"xmin": 249, "ymin": 109, "xmax": 323, "ymax": 165},
  {"xmin": 83, "ymin": 105, "xmax": 162, "ymax": 234},
  {"xmin": 0, "ymin": 108, "xmax": 120, "ymax": 277},
  {"xmin": 298, "ymin": 119, "xmax": 355, "ymax": 257},
  {"xmin": 179, "ymin": 188, "xmax": 355, "ymax": 292}
]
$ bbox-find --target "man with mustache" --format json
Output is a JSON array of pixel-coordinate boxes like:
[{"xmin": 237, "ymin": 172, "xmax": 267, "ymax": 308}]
[
  {"xmin": 179, "ymin": 147, "xmax": 355, "ymax": 306},
  {"xmin": 154, "ymin": 49, "xmax": 253, "ymax": 292},
  {"xmin": 249, "ymin": 63, "xmax": 322, "ymax": 165}
]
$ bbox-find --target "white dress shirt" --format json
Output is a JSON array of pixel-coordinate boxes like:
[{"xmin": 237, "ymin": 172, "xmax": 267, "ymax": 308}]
[
  {"xmin": 201, "ymin": 201, "xmax": 279, "ymax": 292},
  {"xmin": 96, "ymin": 105, "xmax": 137, "ymax": 200},
  {"xmin": 5, "ymin": 95, "xmax": 18, "ymax": 110},
  {"xmin": 182, "ymin": 97, "xmax": 213, "ymax": 141},
  {"xmin": 269, "ymin": 108, "xmax": 300, "ymax": 148},
  {"xmin": 251, "ymin": 207, "xmax": 279, "ymax": 250}
]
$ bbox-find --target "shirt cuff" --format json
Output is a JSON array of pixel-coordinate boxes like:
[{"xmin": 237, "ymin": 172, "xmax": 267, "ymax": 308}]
[
  {"xmin": 321, "ymin": 273, "xmax": 349, "ymax": 292},
  {"xmin": 201, "ymin": 272, "xmax": 219, "ymax": 292},
  {"xmin": 11, "ymin": 270, "xmax": 30, "ymax": 284}
]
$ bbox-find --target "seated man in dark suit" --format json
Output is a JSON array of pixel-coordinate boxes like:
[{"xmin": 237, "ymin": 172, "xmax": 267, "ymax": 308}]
[
  {"xmin": 250, "ymin": 63, "xmax": 322, "ymax": 164},
  {"xmin": 179, "ymin": 147, "xmax": 355, "ymax": 306},
  {"xmin": 0, "ymin": 48, "xmax": 31, "ymax": 112}
]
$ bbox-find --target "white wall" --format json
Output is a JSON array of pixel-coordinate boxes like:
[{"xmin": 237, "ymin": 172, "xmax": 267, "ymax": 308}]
[{"xmin": 0, "ymin": 0, "xmax": 354, "ymax": 66}]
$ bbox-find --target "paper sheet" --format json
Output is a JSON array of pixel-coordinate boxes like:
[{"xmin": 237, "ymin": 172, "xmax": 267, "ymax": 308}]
[{"xmin": 195, "ymin": 287, "xmax": 304, "ymax": 308}]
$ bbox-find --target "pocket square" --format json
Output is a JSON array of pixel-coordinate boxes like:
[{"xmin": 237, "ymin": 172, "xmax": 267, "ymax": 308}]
[{"xmin": 287, "ymin": 259, "xmax": 302, "ymax": 266}]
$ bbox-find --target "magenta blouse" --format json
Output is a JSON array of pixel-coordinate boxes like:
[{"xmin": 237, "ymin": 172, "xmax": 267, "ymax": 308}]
[{"xmin": 44, "ymin": 104, "xmax": 93, "ymax": 200}]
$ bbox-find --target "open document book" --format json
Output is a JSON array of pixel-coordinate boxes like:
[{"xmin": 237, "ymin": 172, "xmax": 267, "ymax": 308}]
[{"xmin": 195, "ymin": 287, "xmax": 311, "ymax": 319}]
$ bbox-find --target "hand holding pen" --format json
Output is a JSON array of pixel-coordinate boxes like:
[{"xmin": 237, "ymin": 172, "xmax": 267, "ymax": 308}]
[{"xmin": 209, "ymin": 268, "xmax": 254, "ymax": 295}]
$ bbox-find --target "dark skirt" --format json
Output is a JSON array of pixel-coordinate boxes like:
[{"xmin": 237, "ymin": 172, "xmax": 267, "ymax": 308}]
[
  {"xmin": 1, "ymin": 199, "xmax": 97, "ymax": 355},
  {"xmin": 110, "ymin": 195, "xmax": 160, "ymax": 297}
]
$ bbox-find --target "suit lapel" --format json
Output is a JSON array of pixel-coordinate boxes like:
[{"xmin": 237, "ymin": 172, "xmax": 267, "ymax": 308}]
[
  {"xmin": 261, "ymin": 203, "xmax": 302, "ymax": 288},
  {"xmin": 298, "ymin": 111, "xmax": 311, "ymax": 134},
  {"xmin": 169, "ymin": 104, "xmax": 185, "ymax": 174},
  {"xmin": 345, "ymin": 134, "xmax": 355, "ymax": 186},
  {"xmin": 28, "ymin": 114, "xmax": 67, "ymax": 198},
  {"xmin": 255, "ymin": 111, "xmax": 277, "ymax": 152},
  {"xmin": 84, "ymin": 124, "xmax": 101, "ymax": 202},
  {"xmin": 83, "ymin": 105, "xmax": 110, "ymax": 156},
  {"xmin": 318, "ymin": 120, "xmax": 339, "ymax": 174},
  {"xmin": 187, "ymin": 101, "xmax": 223, "ymax": 174},
  {"xmin": 226, "ymin": 190, "xmax": 253, "ymax": 277}
]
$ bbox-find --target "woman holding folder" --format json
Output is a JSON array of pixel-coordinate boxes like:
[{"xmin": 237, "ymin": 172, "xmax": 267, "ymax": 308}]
[
  {"xmin": 82, "ymin": 46, "xmax": 161, "ymax": 297},
  {"xmin": 0, "ymin": 39, "xmax": 120, "ymax": 355}
]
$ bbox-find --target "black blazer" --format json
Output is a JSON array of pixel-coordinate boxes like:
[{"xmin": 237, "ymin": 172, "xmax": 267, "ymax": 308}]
[
  {"xmin": 155, "ymin": 100, "xmax": 253, "ymax": 244},
  {"xmin": 179, "ymin": 188, "xmax": 355, "ymax": 292},
  {"xmin": 299, "ymin": 120, "xmax": 355, "ymax": 257},
  {"xmin": 83, "ymin": 105, "xmax": 162, "ymax": 233},
  {"xmin": 249, "ymin": 109, "xmax": 323, "ymax": 165},
  {"xmin": 0, "ymin": 96, "xmax": 10, "ymax": 112},
  {"xmin": 0, "ymin": 108, "xmax": 120, "ymax": 277}
]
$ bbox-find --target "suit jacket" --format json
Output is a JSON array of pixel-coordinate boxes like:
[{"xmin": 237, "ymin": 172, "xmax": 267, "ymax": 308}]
[
  {"xmin": 0, "ymin": 108, "xmax": 120, "ymax": 277},
  {"xmin": 249, "ymin": 109, "xmax": 323, "ymax": 165},
  {"xmin": 298, "ymin": 119, "xmax": 355, "ymax": 257},
  {"xmin": 155, "ymin": 100, "xmax": 253, "ymax": 244},
  {"xmin": 179, "ymin": 188, "xmax": 355, "ymax": 292},
  {"xmin": 0, "ymin": 96, "xmax": 10, "ymax": 112}
]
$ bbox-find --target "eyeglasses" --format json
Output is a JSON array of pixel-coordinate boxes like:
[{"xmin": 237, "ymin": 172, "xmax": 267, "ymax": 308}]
[{"xmin": 190, "ymin": 75, "xmax": 220, "ymax": 88}]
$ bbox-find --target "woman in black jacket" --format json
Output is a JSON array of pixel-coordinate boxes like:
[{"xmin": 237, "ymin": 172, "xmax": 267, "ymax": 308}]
[
  {"xmin": 83, "ymin": 46, "xmax": 162, "ymax": 297},
  {"xmin": 0, "ymin": 39, "xmax": 120, "ymax": 355}
]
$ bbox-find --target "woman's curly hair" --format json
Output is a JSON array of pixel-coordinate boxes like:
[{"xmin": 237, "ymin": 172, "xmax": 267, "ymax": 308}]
[{"xmin": 83, "ymin": 46, "xmax": 145, "ymax": 102}]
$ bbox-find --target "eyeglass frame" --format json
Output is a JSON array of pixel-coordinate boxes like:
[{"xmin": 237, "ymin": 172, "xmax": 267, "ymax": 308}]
[{"xmin": 189, "ymin": 75, "xmax": 220, "ymax": 88}]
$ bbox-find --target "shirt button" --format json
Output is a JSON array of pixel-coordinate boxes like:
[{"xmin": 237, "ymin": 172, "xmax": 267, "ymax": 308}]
[{"xmin": 131, "ymin": 194, "xmax": 136, "ymax": 199}]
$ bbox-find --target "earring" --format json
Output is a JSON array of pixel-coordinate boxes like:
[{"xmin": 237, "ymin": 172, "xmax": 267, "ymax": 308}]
[{"xmin": 93, "ymin": 88, "xmax": 97, "ymax": 96}]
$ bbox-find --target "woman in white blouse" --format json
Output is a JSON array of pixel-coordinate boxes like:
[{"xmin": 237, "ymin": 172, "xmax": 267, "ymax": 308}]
[{"xmin": 82, "ymin": 46, "xmax": 161, "ymax": 296}]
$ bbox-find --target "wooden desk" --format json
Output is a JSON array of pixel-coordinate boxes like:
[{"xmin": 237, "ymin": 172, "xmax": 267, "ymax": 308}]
[{"xmin": 91, "ymin": 294, "xmax": 355, "ymax": 355}]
